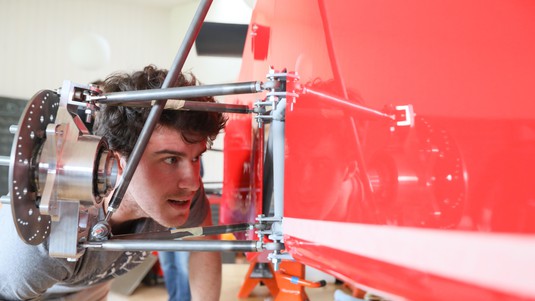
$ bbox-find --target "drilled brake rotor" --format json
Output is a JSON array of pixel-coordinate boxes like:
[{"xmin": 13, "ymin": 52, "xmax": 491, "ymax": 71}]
[{"xmin": 9, "ymin": 90, "xmax": 59, "ymax": 245}]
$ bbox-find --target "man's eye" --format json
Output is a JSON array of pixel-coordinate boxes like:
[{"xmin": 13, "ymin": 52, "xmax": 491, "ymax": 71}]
[
  {"xmin": 192, "ymin": 156, "xmax": 200, "ymax": 163},
  {"xmin": 164, "ymin": 157, "xmax": 178, "ymax": 164}
]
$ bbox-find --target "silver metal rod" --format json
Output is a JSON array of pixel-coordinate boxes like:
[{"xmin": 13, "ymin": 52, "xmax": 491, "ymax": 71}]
[
  {"xmin": 1, "ymin": 195, "xmax": 10, "ymax": 205},
  {"xmin": 304, "ymin": 88, "xmax": 395, "ymax": 121},
  {"xmin": 105, "ymin": 0, "xmax": 213, "ymax": 220},
  {"xmin": 111, "ymin": 223, "xmax": 253, "ymax": 240},
  {"xmin": 82, "ymin": 240, "xmax": 260, "ymax": 252},
  {"xmin": 111, "ymin": 100, "xmax": 251, "ymax": 114},
  {"xmin": 0, "ymin": 156, "xmax": 10, "ymax": 167},
  {"xmin": 99, "ymin": 81, "xmax": 263, "ymax": 104},
  {"xmin": 9, "ymin": 125, "xmax": 18, "ymax": 134},
  {"xmin": 272, "ymin": 99, "xmax": 286, "ymax": 218},
  {"xmin": 179, "ymin": 101, "xmax": 251, "ymax": 114}
]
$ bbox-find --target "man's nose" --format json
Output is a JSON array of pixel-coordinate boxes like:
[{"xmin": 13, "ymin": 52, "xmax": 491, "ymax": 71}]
[{"xmin": 178, "ymin": 162, "xmax": 200, "ymax": 191}]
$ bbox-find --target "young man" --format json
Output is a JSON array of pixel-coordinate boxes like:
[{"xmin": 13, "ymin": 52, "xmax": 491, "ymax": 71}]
[{"xmin": 0, "ymin": 65, "xmax": 225, "ymax": 300}]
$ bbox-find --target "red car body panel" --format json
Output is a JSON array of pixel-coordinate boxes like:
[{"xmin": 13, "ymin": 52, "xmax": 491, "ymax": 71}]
[{"xmin": 222, "ymin": 1, "xmax": 535, "ymax": 299}]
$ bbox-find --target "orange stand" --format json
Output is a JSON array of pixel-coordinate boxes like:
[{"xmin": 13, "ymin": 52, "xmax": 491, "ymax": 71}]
[
  {"xmin": 238, "ymin": 256, "xmax": 280, "ymax": 298},
  {"xmin": 274, "ymin": 261, "xmax": 309, "ymax": 301},
  {"xmin": 273, "ymin": 261, "xmax": 328, "ymax": 301}
]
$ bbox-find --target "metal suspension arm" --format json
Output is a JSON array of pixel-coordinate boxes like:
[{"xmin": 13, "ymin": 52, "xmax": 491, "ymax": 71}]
[
  {"xmin": 110, "ymin": 223, "xmax": 254, "ymax": 240},
  {"xmin": 303, "ymin": 87, "xmax": 395, "ymax": 121},
  {"xmin": 94, "ymin": 81, "xmax": 263, "ymax": 105},
  {"xmin": 82, "ymin": 240, "xmax": 262, "ymax": 252}
]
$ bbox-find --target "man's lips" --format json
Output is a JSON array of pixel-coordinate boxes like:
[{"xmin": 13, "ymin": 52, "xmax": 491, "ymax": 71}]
[{"xmin": 167, "ymin": 199, "xmax": 191, "ymax": 209}]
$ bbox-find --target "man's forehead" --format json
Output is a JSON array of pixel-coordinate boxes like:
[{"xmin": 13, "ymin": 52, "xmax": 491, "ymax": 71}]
[
  {"xmin": 156, "ymin": 124, "xmax": 206, "ymax": 140},
  {"xmin": 150, "ymin": 137, "xmax": 207, "ymax": 153}
]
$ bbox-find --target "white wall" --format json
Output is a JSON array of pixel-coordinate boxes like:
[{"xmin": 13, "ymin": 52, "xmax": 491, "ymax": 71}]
[
  {"xmin": 0, "ymin": 0, "xmax": 254, "ymax": 186},
  {"xmin": 1, "ymin": 0, "xmax": 172, "ymax": 99}
]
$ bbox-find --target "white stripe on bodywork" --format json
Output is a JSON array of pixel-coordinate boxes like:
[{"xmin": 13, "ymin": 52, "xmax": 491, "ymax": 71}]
[{"xmin": 284, "ymin": 217, "xmax": 535, "ymax": 298}]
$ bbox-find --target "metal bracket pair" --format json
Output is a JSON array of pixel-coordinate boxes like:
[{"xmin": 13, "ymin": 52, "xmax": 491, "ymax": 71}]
[{"xmin": 251, "ymin": 69, "xmax": 300, "ymax": 269}]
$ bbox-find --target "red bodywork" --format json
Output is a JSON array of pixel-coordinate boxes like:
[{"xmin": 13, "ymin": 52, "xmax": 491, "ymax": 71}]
[{"xmin": 222, "ymin": 1, "xmax": 535, "ymax": 300}]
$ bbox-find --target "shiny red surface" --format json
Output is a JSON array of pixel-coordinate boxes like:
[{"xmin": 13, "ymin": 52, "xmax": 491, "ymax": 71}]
[
  {"xmin": 223, "ymin": 0, "xmax": 535, "ymax": 299},
  {"xmin": 284, "ymin": 237, "xmax": 523, "ymax": 301}
]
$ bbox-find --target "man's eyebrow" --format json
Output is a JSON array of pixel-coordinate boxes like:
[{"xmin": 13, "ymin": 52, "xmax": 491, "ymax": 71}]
[
  {"xmin": 154, "ymin": 149, "xmax": 185, "ymax": 156},
  {"xmin": 154, "ymin": 148, "xmax": 207, "ymax": 157}
]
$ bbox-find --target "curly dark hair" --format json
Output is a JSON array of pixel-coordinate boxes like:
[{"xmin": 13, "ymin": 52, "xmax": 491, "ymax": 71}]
[{"xmin": 93, "ymin": 65, "xmax": 227, "ymax": 157}]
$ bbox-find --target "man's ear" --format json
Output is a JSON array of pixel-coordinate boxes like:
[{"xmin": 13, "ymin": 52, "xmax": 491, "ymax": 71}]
[{"xmin": 114, "ymin": 151, "xmax": 127, "ymax": 176}]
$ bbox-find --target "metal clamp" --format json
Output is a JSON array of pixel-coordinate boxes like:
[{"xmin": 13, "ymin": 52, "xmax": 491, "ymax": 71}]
[
  {"xmin": 253, "ymin": 68, "xmax": 298, "ymax": 128},
  {"xmin": 394, "ymin": 104, "xmax": 415, "ymax": 127}
]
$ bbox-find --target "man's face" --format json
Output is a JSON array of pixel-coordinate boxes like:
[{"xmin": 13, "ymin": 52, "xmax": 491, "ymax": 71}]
[{"xmin": 121, "ymin": 126, "xmax": 206, "ymax": 228}]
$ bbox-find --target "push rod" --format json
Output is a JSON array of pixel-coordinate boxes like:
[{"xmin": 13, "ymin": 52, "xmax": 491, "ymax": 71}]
[
  {"xmin": 111, "ymin": 223, "xmax": 253, "ymax": 240},
  {"xmin": 98, "ymin": 81, "xmax": 263, "ymax": 104},
  {"xmin": 82, "ymin": 240, "xmax": 261, "ymax": 252},
  {"xmin": 105, "ymin": 0, "xmax": 213, "ymax": 221},
  {"xmin": 120, "ymin": 100, "xmax": 251, "ymax": 114},
  {"xmin": 176, "ymin": 101, "xmax": 251, "ymax": 114},
  {"xmin": 304, "ymin": 87, "xmax": 395, "ymax": 121}
]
